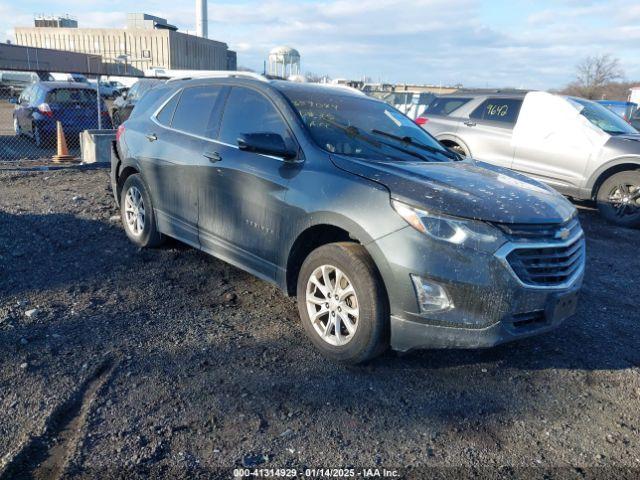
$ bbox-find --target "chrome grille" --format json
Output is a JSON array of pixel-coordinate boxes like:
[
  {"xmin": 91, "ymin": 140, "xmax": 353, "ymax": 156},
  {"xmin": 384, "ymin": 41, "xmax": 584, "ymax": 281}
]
[
  {"xmin": 497, "ymin": 216, "xmax": 581, "ymax": 242},
  {"xmin": 505, "ymin": 235, "xmax": 585, "ymax": 287}
]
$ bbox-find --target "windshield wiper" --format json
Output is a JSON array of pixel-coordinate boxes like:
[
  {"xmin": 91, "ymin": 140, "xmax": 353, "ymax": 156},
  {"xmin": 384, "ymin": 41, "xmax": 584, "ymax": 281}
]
[
  {"xmin": 320, "ymin": 118, "xmax": 429, "ymax": 162},
  {"xmin": 370, "ymin": 129, "xmax": 460, "ymax": 160}
]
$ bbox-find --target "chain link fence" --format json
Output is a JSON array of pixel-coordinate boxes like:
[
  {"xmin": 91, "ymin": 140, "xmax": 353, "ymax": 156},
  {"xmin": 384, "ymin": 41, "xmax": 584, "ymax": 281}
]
[
  {"xmin": 0, "ymin": 71, "xmax": 125, "ymax": 162},
  {"xmin": 366, "ymin": 90, "xmax": 436, "ymax": 119}
]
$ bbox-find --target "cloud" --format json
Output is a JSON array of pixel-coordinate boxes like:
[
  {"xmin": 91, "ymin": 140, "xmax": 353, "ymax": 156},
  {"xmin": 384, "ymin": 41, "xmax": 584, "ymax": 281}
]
[{"xmin": 0, "ymin": 0, "xmax": 638, "ymax": 89}]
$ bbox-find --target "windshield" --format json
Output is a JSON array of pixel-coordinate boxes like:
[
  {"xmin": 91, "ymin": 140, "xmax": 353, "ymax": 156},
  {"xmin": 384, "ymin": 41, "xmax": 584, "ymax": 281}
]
[
  {"xmin": 569, "ymin": 97, "xmax": 638, "ymax": 135},
  {"xmin": 281, "ymin": 87, "xmax": 453, "ymax": 162}
]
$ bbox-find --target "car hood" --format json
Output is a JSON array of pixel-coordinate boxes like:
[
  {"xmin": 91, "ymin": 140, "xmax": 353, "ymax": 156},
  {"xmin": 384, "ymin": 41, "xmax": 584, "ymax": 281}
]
[{"xmin": 330, "ymin": 155, "xmax": 576, "ymax": 224}]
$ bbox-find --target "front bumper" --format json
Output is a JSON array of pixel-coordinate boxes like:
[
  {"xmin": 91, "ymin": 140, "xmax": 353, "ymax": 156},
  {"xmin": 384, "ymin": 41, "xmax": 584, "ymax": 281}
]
[{"xmin": 366, "ymin": 225, "xmax": 584, "ymax": 352}]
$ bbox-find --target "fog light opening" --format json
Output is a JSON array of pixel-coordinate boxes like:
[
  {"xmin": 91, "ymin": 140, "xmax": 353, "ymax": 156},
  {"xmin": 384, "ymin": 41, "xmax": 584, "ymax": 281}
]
[{"xmin": 410, "ymin": 275, "xmax": 453, "ymax": 314}]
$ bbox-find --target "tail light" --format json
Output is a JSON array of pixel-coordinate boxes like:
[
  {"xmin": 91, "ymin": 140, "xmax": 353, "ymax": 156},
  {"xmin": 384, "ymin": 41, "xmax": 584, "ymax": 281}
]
[
  {"xmin": 415, "ymin": 117, "xmax": 428, "ymax": 126},
  {"xmin": 116, "ymin": 124, "xmax": 125, "ymax": 142},
  {"xmin": 37, "ymin": 103, "xmax": 53, "ymax": 117}
]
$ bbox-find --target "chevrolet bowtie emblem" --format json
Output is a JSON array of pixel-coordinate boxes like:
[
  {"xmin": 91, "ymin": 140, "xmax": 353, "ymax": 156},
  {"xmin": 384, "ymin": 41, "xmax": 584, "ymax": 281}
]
[{"xmin": 555, "ymin": 228, "xmax": 571, "ymax": 240}]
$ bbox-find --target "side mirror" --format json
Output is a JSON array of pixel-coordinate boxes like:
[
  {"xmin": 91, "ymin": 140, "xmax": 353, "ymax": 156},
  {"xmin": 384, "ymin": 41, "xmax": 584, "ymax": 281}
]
[{"xmin": 237, "ymin": 133, "xmax": 297, "ymax": 160}]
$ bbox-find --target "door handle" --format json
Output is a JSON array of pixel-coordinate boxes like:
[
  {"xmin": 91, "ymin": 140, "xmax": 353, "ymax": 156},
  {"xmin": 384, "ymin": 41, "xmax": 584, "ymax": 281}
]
[
  {"xmin": 203, "ymin": 151, "xmax": 222, "ymax": 162},
  {"xmin": 146, "ymin": 133, "xmax": 158, "ymax": 142},
  {"xmin": 464, "ymin": 121, "xmax": 476, "ymax": 127}
]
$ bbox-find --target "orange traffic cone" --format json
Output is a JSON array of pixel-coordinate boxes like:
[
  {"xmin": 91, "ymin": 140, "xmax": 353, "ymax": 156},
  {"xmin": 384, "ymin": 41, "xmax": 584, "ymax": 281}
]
[{"xmin": 52, "ymin": 121, "xmax": 77, "ymax": 163}]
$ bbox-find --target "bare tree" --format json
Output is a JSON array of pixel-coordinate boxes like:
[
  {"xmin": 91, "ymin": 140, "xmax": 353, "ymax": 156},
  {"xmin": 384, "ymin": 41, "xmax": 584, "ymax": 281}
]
[
  {"xmin": 569, "ymin": 54, "xmax": 625, "ymax": 99},
  {"xmin": 305, "ymin": 72, "xmax": 331, "ymax": 83}
]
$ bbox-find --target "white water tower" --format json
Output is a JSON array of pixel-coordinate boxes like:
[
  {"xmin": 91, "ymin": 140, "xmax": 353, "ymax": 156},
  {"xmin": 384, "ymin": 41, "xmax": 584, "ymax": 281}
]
[
  {"xmin": 196, "ymin": 0, "xmax": 208, "ymax": 38},
  {"xmin": 268, "ymin": 46, "xmax": 301, "ymax": 78}
]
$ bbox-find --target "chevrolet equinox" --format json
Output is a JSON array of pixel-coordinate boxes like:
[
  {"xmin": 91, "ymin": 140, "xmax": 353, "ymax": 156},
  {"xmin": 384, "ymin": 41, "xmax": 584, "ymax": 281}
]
[{"xmin": 111, "ymin": 74, "xmax": 585, "ymax": 363}]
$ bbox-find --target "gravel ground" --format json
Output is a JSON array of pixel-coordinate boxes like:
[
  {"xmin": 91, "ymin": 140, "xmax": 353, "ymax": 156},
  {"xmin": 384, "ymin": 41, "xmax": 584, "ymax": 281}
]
[{"xmin": 1, "ymin": 166, "xmax": 639, "ymax": 479}]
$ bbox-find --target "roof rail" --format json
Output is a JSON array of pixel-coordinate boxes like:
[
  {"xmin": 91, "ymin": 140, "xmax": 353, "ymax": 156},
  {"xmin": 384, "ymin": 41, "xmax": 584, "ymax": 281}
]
[
  {"xmin": 314, "ymin": 83, "xmax": 367, "ymax": 97},
  {"xmin": 166, "ymin": 71, "xmax": 269, "ymax": 83}
]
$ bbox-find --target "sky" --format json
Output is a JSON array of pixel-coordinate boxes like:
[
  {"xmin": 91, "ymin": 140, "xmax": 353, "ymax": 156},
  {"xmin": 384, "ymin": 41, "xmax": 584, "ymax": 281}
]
[{"xmin": 1, "ymin": 0, "xmax": 638, "ymax": 89}]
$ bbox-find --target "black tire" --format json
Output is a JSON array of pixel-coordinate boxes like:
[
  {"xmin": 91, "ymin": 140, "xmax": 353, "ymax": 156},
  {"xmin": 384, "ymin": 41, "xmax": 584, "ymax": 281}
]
[
  {"xmin": 596, "ymin": 170, "xmax": 640, "ymax": 228},
  {"xmin": 296, "ymin": 242, "xmax": 389, "ymax": 364},
  {"xmin": 120, "ymin": 174, "xmax": 164, "ymax": 247},
  {"xmin": 449, "ymin": 142, "xmax": 469, "ymax": 157},
  {"xmin": 33, "ymin": 124, "xmax": 46, "ymax": 148},
  {"xmin": 13, "ymin": 117, "xmax": 22, "ymax": 137}
]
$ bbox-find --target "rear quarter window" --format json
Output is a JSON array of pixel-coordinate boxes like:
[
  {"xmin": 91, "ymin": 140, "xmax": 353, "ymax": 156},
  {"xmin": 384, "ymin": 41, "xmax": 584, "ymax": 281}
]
[
  {"xmin": 470, "ymin": 98, "xmax": 522, "ymax": 124},
  {"xmin": 154, "ymin": 91, "xmax": 180, "ymax": 126},
  {"xmin": 425, "ymin": 97, "xmax": 472, "ymax": 116},
  {"xmin": 129, "ymin": 85, "xmax": 173, "ymax": 121}
]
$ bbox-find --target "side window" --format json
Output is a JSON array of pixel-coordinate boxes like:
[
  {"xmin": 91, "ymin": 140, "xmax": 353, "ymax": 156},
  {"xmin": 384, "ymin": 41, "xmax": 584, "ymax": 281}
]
[
  {"xmin": 426, "ymin": 97, "xmax": 471, "ymax": 116},
  {"xmin": 171, "ymin": 85, "xmax": 222, "ymax": 137},
  {"xmin": 155, "ymin": 92, "xmax": 180, "ymax": 126},
  {"xmin": 127, "ymin": 84, "xmax": 140, "ymax": 102},
  {"xmin": 219, "ymin": 87, "xmax": 290, "ymax": 146},
  {"xmin": 470, "ymin": 98, "xmax": 523, "ymax": 124},
  {"xmin": 129, "ymin": 85, "xmax": 170, "ymax": 120},
  {"xmin": 20, "ymin": 86, "xmax": 32, "ymax": 104}
]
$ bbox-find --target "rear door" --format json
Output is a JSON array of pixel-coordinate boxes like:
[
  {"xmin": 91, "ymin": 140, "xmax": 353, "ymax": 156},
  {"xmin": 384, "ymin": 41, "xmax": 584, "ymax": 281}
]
[
  {"xmin": 198, "ymin": 86, "xmax": 297, "ymax": 280},
  {"xmin": 420, "ymin": 97, "xmax": 472, "ymax": 138},
  {"xmin": 142, "ymin": 84, "xmax": 226, "ymax": 246},
  {"xmin": 459, "ymin": 97, "xmax": 522, "ymax": 168}
]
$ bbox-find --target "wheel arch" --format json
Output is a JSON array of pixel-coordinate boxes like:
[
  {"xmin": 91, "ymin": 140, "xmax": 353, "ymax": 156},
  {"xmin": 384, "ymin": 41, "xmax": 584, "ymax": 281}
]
[
  {"xmin": 283, "ymin": 214, "xmax": 381, "ymax": 297},
  {"xmin": 587, "ymin": 158, "xmax": 640, "ymax": 199},
  {"xmin": 116, "ymin": 162, "xmax": 141, "ymax": 203},
  {"xmin": 436, "ymin": 134, "xmax": 471, "ymax": 155}
]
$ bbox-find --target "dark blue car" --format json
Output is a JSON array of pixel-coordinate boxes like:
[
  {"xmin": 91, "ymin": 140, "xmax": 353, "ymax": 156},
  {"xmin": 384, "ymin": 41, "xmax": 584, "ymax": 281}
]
[
  {"xmin": 12, "ymin": 81, "xmax": 112, "ymax": 148},
  {"xmin": 597, "ymin": 100, "xmax": 637, "ymax": 122}
]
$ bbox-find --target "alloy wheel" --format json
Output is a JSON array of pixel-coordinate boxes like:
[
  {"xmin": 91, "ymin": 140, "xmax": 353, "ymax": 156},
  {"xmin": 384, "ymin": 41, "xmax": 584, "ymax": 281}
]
[
  {"xmin": 124, "ymin": 186, "xmax": 146, "ymax": 236},
  {"xmin": 608, "ymin": 183, "xmax": 640, "ymax": 218},
  {"xmin": 305, "ymin": 264, "xmax": 359, "ymax": 346}
]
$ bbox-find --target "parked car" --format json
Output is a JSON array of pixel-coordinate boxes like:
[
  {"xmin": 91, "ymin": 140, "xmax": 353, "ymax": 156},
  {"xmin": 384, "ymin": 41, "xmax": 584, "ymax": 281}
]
[
  {"xmin": 12, "ymin": 81, "xmax": 112, "ymax": 147},
  {"xmin": 89, "ymin": 80, "xmax": 125, "ymax": 99},
  {"xmin": 369, "ymin": 91, "xmax": 435, "ymax": 120},
  {"xmin": 50, "ymin": 72, "xmax": 90, "ymax": 84},
  {"xmin": 110, "ymin": 79, "xmax": 162, "ymax": 127},
  {"xmin": 629, "ymin": 109, "xmax": 640, "ymax": 131},
  {"xmin": 598, "ymin": 100, "xmax": 637, "ymax": 122},
  {"xmin": 0, "ymin": 70, "xmax": 52, "ymax": 98},
  {"xmin": 419, "ymin": 92, "xmax": 640, "ymax": 227},
  {"xmin": 111, "ymin": 75, "xmax": 584, "ymax": 363}
]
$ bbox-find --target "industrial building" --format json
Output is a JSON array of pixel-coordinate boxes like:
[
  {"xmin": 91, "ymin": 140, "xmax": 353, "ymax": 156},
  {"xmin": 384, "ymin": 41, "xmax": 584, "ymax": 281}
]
[
  {"xmin": 34, "ymin": 14, "xmax": 78, "ymax": 29},
  {"xmin": 14, "ymin": 13, "xmax": 236, "ymax": 75}
]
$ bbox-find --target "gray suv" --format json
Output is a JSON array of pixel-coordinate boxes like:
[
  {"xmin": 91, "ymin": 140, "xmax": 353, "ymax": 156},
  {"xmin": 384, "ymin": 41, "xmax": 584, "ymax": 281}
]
[
  {"xmin": 112, "ymin": 75, "xmax": 584, "ymax": 363},
  {"xmin": 420, "ymin": 92, "xmax": 640, "ymax": 227}
]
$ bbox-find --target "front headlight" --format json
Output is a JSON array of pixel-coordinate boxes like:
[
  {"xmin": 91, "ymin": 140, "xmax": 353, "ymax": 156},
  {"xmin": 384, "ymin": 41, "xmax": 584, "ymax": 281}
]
[{"xmin": 391, "ymin": 199, "xmax": 505, "ymax": 252}]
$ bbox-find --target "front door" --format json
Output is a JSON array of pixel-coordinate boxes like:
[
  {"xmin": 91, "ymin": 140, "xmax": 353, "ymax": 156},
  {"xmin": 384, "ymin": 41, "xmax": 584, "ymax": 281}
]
[{"xmin": 198, "ymin": 86, "xmax": 298, "ymax": 281}]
